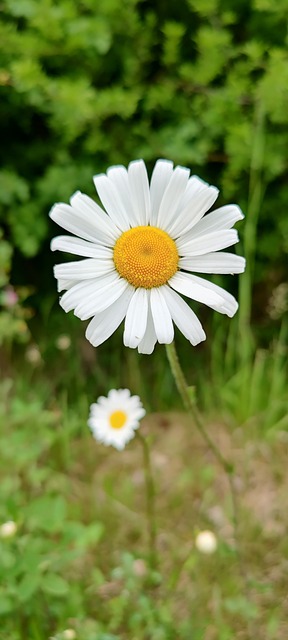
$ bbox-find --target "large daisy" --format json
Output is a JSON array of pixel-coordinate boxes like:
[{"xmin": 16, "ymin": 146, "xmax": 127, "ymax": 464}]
[{"xmin": 50, "ymin": 159, "xmax": 245, "ymax": 354}]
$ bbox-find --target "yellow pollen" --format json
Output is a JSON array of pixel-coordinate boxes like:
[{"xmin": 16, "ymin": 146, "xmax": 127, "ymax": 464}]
[
  {"xmin": 109, "ymin": 410, "xmax": 127, "ymax": 429},
  {"xmin": 113, "ymin": 226, "xmax": 179, "ymax": 289}
]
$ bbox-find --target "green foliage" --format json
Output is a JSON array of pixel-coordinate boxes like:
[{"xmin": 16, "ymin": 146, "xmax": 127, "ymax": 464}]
[
  {"xmin": 203, "ymin": 316, "xmax": 288, "ymax": 428},
  {"xmin": 0, "ymin": 0, "xmax": 287, "ymax": 426},
  {"xmin": 0, "ymin": 0, "xmax": 287, "ymax": 279},
  {"xmin": 0, "ymin": 230, "xmax": 12, "ymax": 287},
  {"xmin": 1, "ymin": 375, "xmax": 287, "ymax": 639}
]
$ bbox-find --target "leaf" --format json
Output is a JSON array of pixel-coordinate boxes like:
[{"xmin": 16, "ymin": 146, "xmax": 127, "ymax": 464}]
[
  {"xmin": 17, "ymin": 572, "xmax": 40, "ymax": 602},
  {"xmin": 41, "ymin": 573, "xmax": 69, "ymax": 597},
  {"xmin": 25, "ymin": 495, "xmax": 67, "ymax": 533},
  {"xmin": 0, "ymin": 594, "xmax": 13, "ymax": 614}
]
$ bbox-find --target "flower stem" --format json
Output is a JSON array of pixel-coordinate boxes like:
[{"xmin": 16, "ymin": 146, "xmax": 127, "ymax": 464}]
[
  {"xmin": 135, "ymin": 431, "xmax": 158, "ymax": 570},
  {"xmin": 165, "ymin": 341, "xmax": 257, "ymax": 638},
  {"xmin": 165, "ymin": 341, "xmax": 241, "ymax": 555},
  {"xmin": 166, "ymin": 342, "xmax": 233, "ymax": 470}
]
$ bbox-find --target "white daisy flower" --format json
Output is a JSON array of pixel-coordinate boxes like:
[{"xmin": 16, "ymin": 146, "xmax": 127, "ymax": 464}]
[
  {"xmin": 50, "ymin": 159, "xmax": 245, "ymax": 354},
  {"xmin": 88, "ymin": 388, "xmax": 146, "ymax": 450}
]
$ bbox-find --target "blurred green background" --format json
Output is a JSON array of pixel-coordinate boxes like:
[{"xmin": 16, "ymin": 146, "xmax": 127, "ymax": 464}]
[
  {"xmin": 1, "ymin": 0, "xmax": 288, "ymax": 343},
  {"xmin": 0, "ymin": 0, "xmax": 288, "ymax": 638},
  {"xmin": 1, "ymin": 0, "xmax": 287, "ymax": 415}
]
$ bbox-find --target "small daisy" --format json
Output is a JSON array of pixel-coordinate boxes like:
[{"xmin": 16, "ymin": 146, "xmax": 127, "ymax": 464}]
[
  {"xmin": 50, "ymin": 159, "xmax": 245, "ymax": 354},
  {"xmin": 88, "ymin": 389, "xmax": 146, "ymax": 450}
]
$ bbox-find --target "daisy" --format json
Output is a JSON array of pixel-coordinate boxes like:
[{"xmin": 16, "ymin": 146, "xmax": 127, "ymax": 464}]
[
  {"xmin": 88, "ymin": 389, "xmax": 146, "ymax": 450},
  {"xmin": 50, "ymin": 159, "xmax": 245, "ymax": 354}
]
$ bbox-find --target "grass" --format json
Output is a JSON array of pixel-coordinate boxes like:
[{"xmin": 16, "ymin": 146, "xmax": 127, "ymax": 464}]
[{"xmin": 1, "ymin": 339, "xmax": 288, "ymax": 640}]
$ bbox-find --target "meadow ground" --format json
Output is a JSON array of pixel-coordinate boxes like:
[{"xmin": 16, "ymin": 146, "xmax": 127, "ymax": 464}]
[{"xmin": 1, "ymin": 339, "xmax": 288, "ymax": 640}]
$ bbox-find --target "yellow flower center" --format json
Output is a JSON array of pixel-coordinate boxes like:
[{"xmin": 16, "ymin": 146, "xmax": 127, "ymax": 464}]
[
  {"xmin": 109, "ymin": 410, "xmax": 127, "ymax": 429},
  {"xmin": 113, "ymin": 226, "xmax": 179, "ymax": 289}
]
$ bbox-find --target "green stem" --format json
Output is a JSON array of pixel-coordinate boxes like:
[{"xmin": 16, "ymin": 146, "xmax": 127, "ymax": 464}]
[
  {"xmin": 135, "ymin": 431, "xmax": 158, "ymax": 569},
  {"xmin": 165, "ymin": 342, "xmax": 244, "ymax": 567},
  {"xmin": 165, "ymin": 342, "xmax": 233, "ymax": 474},
  {"xmin": 165, "ymin": 342, "xmax": 258, "ymax": 637}
]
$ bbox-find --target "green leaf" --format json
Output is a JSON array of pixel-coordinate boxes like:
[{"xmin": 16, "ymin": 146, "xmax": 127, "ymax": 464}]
[
  {"xmin": 25, "ymin": 495, "xmax": 67, "ymax": 533},
  {"xmin": 41, "ymin": 573, "xmax": 69, "ymax": 597},
  {"xmin": 17, "ymin": 572, "xmax": 40, "ymax": 602},
  {"xmin": 0, "ymin": 594, "xmax": 13, "ymax": 615}
]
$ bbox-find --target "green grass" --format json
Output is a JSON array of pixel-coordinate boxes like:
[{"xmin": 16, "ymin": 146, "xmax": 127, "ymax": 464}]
[{"xmin": 1, "ymin": 348, "xmax": 288, "ymax": 640}]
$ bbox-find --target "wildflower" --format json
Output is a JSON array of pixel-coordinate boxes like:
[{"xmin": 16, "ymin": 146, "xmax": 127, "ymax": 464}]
[
  {"xmin": 2, "ymin": 286, "xmax": 18, "ymax": 308},
  {"xmin": 62, "ymin": 631, "xmax": 76, "ymax": 640},
  {"xmin": 195, "ymin": 530, "xmax": 217, "ymax": 554},
  {"xmin": 267, "ymin": 282, "xmax": 288, "ymax": 320},
  {"xmin": 133, "ymin": 558, "xmax": 147, "ymax": 577},
  {"xmin": 0, "ymin": 520, "xmax": 17, "ymax": 538},
  {"xmin": 88, "ymin": 389, "xmax": 145, "ymax": 450},
  {"xmin": 25, "ymin": 344, "xmax": 42, "ymax": 364},
  {"xmin": 50, "ymin": 159, "xmax": 245, "ymax": 353},
  {"xmin": 56, "ymin": 334, "xmax": 71, "ymax": 350}
]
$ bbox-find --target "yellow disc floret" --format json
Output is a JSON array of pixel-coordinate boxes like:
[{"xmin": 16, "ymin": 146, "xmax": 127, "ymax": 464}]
[
  {"xmin": 113, "ymin": 226, "xmax": 179, "ymax": 289},
  {"xmin": 109, "ymin": 410, "xmax": 127, "ymax": 429}
]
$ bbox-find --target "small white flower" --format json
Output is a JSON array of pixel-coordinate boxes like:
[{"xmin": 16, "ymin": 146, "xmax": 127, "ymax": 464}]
[
  {"xmin": 195, "ymin": 530, "xmax": 217, "ymax": 554},
  {"xmin": 50, "ymin": 159, "xmax": 245, "ymax": 354},
  {"xmin": 0, "ymin": 520, "xmax": 17, "ymax": 538},
  {"xmin": 88, "ymin": 389, "xmax": 146, "ymax": 450},
  {"xmin": 56, "ymin": 334, "xmax": 71, "ymax": 350},
  {"xmin": 62, "ymin": 630, "xmax": 76, "ymax": 640},
  {"xmin": 25, "ymin": 344, "xmax": 42, "ymax": 365}
]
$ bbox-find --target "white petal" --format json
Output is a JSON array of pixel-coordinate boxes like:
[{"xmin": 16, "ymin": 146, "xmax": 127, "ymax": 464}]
[
  {"xmin": 150, "ymin": 287, "xmax": 174, "ymax": 344},
  {"xmin": 157, "ymin": 166, "xmax": 190, "ymax": 231},
  {"xmin": 85, "ymin": 286, "xmax": 134, "ymax": 347},
  {"xmin": 169, "ymin": 272, "xmax": 223, "ymax": 308},
  {"xmin": 57, "ymin": 278, "xmax": 79, "ymax": 292},
  {"xmin": 50, "ymin": 203, "xmax": 108, "ymax": 245},
  {"xmin": 107, "ymin": 388, "xmax": 131, "ymax": 402},
  {"xmin": 150, "ymin": 159, "xmax": 174, "ymax": 225},
  {"xmin": 70, "ymin": 191, "xmax": 119, "ymax": 242},
  {"xmin": 185, "ymin": 175, "xmax": 209, "ymax": 193},
  {"xmin": 128, "ymin": 160, "xmax": 151, "ymax": 225},
  {"xmin": 189, "ymin": 274, "xmax": 239, "ymax": 316},
  {"xmin": 179, "ymin": 252, "xmax": 246, "ymax": 274},
  {"xmin": 93, "ymin": 173, "xmax": 130, "ymax": 231},
  {"xmin": 60, "ymin": 279, "xmax": 100, "ymax": 313},
  {"xmin": 162, "ymin": 285, "xmax": 206, "ymax": 345},
  {"xmin": 176, "ymin": 229, "xmax": 239, "ymax": 256},
  {"xmin": 60, "ymin": 272, "xmax": 128, "ymax": 320},
  {"xmin": 107, "ymin": 165, "xmax": 135, "ymax": 223},
  {"xmin": 137, "ymin": 297, "xmax": 157, "ymax": 354},
  {"xmin": 75, "ymin": 275, "xmax": 129, "ymax": 320},
  {"xmin": 51, "ymin": 235, "xmax": 113, "ymax": 259},
  {"xmin": 169, "ymin": 272, "xmax": 238, "ymax": 316},
  {"xmin": 170, "ymin": 272, "xmax": 238, "ymax": 317},
  {"xmin": 124, "ymin": 288, "xmax": 148, "ymax": 348},
  {"xmin": 170, "ymin": 173, "xmax": 210, "ymax": 231},
  {"xmin": 169, "ymin": 185, "xmax": 219, "ymax": 238},
  {"xmin": 54, "ymin": 258, "xmax": 114, "ymax": 281},
  {"xmin": 190, "ymin": 204, "xmax": 244, "ymax": 239}
]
